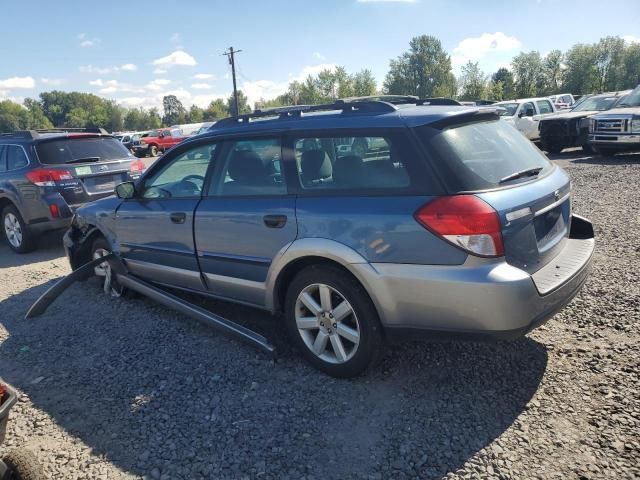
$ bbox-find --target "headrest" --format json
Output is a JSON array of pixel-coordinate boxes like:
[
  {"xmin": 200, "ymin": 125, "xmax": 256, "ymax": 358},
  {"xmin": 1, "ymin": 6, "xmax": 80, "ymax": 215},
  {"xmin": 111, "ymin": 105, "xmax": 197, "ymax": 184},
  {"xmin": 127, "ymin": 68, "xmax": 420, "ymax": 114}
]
[
  {"xmin": 333, "ymin": 155, "xmax": 365, "ymax": 187},
  {"xmin": 301, "ymin": 149, "xmax": 332, "ymax": 182},
  {"xmin": 227, "ymin": 150, "xmax": 266, "ymax": 184}
]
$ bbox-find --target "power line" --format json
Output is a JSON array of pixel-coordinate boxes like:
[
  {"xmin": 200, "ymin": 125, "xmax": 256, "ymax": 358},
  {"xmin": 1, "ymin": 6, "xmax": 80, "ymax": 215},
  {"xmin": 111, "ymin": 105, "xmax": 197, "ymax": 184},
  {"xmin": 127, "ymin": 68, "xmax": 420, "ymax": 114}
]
[{"xmin": 222, "ymin": 47, "xmax": 242, "ymax": 116}]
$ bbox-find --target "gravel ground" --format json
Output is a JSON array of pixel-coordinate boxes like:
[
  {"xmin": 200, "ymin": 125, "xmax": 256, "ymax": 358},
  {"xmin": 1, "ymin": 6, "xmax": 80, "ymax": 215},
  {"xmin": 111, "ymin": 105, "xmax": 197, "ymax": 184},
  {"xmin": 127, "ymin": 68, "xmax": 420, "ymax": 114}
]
[{"xmin": 0, "ymin": 151, "xmax": 639, "ymax": 479}]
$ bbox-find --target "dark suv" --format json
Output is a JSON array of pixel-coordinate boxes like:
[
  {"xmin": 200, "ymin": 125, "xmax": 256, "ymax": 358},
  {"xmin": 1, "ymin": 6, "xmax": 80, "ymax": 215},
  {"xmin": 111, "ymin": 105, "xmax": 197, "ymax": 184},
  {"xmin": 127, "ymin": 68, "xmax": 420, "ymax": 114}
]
[{"xmin": 0, "ymin": 128, "xmax": 144, "ymax": 253}]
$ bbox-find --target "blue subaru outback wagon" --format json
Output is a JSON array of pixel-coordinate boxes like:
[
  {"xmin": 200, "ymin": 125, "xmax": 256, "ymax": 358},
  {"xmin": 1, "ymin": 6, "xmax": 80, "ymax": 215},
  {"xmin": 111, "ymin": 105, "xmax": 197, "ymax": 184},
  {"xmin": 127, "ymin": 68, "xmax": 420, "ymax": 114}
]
[{"xmin": 64, "ymin": 98, "xmax": 595, "ymax": 377}]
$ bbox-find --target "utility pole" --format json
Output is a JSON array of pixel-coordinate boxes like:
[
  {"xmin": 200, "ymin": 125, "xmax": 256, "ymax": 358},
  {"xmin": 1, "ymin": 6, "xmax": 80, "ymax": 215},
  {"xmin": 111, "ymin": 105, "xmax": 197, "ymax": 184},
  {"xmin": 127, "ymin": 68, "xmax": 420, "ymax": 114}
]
[{"xmin": 223, "ymin": 46, "xmax": 242, "ymax": 116}]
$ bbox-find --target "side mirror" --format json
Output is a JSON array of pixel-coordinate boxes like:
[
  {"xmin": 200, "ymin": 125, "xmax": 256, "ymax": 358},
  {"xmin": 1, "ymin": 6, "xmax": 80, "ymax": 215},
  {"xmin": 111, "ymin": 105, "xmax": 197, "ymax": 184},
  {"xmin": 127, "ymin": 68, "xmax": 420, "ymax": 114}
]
[
  {"xmin": 115, "ymin": 181, "xmax": 136, "ymax": 199},
  {"xmin": 158, "ymin": 133, "xmax": 165, "ymax": 138},
  {"xmin": 518, "ymin": 111, "xmax": 525, "ymax": 118}
]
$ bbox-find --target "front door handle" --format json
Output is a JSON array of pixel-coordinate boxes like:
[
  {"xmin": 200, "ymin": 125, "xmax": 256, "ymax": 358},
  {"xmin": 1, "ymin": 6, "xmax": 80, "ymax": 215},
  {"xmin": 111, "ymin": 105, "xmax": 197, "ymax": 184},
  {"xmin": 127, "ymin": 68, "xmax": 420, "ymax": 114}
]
[
  {"xmin": 263, "ymin": 214, "xmax": 287, "ymax": 229},
  {"xmin": 170, "ymin": 212, "xmax": 186, "ymax": 224}
]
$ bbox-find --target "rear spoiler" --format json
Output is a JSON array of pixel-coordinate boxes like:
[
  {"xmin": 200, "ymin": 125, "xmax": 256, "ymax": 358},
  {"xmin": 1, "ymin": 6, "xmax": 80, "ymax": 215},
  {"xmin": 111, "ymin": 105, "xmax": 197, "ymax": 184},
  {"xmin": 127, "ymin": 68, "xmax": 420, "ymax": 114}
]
[{"xmin": 427, "ymin": 108, "xmax": 501, "ymax": 130}]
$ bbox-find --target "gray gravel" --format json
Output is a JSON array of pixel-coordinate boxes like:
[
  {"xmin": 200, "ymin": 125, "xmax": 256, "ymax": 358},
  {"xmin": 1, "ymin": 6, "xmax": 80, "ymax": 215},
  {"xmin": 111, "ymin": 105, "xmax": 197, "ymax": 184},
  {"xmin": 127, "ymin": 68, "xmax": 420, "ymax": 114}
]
[{"xmin": 1, "ymin": 150, "xmax": 639, "ymax": 479}]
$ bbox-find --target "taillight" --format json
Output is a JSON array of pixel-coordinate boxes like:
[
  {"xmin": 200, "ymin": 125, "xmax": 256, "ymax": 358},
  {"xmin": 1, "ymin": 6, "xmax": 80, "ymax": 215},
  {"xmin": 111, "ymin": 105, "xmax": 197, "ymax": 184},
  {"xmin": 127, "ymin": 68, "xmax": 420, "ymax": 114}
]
[
  {"xmin": 25, "ymin": 168, "xmax": 74, "ymax": 187},
  {"xmin": 415, "ymin": 195, "xmax": 504, "ymax": 257},
  {"xmin": 129, "ymin": 159, "xmax": 146, "ymax": 173},
  {"xmin": 49, "ymin": 204, "xmax": 60, "ymax": 218}
]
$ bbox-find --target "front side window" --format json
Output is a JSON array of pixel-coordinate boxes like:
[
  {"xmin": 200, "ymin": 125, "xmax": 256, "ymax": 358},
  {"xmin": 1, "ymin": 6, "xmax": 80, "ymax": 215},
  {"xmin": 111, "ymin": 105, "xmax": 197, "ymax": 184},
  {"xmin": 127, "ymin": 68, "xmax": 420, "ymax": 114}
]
[
  {"xmin": 496, "ymin": 103, "xmax": 518, "ymax": 116},
  {"xmin": 6, "ymin": 145, "xmax": 28, "ymax": 170},
  {"xmin": 420, "ymin": 119, "xmax": 552, "ymax": 191},
  {"xmin": 142, "ymin": 143, "xmax": 216, "ymax": 199},
  {"xmin": 209, "ymin": 138, "xmax": 286, "ymax": 197},
  {"xmin": 521, "ymin": 102, "xmax": 535, "ymax": 116},
  {"xmin": 536, "ymin": 100, "xmax": 553, "ymax": 114},
  {"xmin": 293, "ymin": 135, "xmax": 409, "ymax": 190},
  {"xmin": 0, "ymin": 146, "xmax": 6, "ymax": 172}
]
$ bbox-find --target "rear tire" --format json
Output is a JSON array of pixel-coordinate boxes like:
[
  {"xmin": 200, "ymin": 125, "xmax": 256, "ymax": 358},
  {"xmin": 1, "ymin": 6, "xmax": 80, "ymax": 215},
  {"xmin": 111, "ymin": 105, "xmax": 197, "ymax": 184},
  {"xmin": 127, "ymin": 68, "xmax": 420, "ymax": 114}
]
[
  {"xmin": 1, "ymin": 448, "xmax": 45, "ymax": 480},
  {"xmin": 284, "ymin": 265, "xmax": 383, "ymax": 378},
  {"xmin": 541, "ymin": 139, "xmax": 563, "ymax": 154},
  {"xmin": 581, "ymin": 144, "xmax": 594, "ymax": 154},
  {"xmin": 2, "ymin": 205, "xmax": 36, "ymax": 254}
]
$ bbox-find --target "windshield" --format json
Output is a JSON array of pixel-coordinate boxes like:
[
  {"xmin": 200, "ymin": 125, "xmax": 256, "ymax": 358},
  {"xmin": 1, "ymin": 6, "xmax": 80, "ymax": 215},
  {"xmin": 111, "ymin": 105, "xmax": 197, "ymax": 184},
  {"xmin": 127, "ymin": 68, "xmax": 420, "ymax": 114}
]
[
  {"xmin": 419, "ymin": 119, "xmax": 552, "ymax": 191},
  {"xmin": 572, "ymin": 95, "xmax": 621, "ymax": 112},
  {"xmin": 617, "ymin": 85, "xmax": 640, "ymax": 107},
  {"xmin": 36, "ymin": 137, "xmax": 132, "ymax": 165},
  {"xmin": 496, "ymin": 103, "xmax": 518, "ymax": 116}
]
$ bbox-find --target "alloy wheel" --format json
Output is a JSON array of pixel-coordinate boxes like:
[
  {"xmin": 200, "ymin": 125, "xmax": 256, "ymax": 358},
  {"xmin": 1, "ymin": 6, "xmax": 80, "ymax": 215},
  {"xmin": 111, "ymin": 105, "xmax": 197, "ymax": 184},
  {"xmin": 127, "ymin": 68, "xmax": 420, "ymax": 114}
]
[
  {"xmin": 4, "ymin": 213, "xmax": 23, "ymax": 248},
  {"xmin": 294, "ymin": 283, "xmax": 361, "ymax": 364}
]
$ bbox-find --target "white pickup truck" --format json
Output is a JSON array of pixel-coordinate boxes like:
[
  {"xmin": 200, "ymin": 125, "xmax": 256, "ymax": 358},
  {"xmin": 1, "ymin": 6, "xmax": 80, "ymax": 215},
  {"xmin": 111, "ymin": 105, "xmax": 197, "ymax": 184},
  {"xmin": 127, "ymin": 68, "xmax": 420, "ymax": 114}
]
[
  {"xmin": 494, "ymin": 97, "xmax": 557, "ymax": 140},
  {"xmin": 588, "ymin": 84, "xmax": 640, "ymax": 156}
]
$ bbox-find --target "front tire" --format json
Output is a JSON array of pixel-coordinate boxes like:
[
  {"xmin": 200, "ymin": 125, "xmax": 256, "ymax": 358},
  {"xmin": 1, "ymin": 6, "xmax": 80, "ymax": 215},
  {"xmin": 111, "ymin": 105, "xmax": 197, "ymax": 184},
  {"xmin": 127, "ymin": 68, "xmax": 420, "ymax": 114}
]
[
  {"xmin": 284, "ymin": 265, "xmax": 383, "ymax": 378},
  {"xmin": 90, "ymin": 237, "xmax": 127, "ymax": 297},
  {"xmin": 594, "ymin": 147, "xmax": 617, "ymax": 157},
  {"xmin": 2, "ymin": 205, "xmax": 36, "ymax": 253},
  {"xmin": 581, "ymin": 143, "xmax": 594, "ymax": 154},
  {"xmin": 149, "ymin": 145, "xmax": 159, "ymax": 157}
]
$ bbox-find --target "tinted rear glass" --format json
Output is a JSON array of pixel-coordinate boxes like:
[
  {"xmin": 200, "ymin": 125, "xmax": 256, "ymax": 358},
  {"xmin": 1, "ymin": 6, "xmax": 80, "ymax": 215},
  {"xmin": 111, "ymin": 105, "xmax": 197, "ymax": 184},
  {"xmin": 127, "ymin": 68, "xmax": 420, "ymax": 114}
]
[
  {"xmin": 419, "ymin": 119, "xmax": 552, "ymax": 191},
  {"xmin": 36, "ymin": 137, "xmax": 132, "ymax": 165}
]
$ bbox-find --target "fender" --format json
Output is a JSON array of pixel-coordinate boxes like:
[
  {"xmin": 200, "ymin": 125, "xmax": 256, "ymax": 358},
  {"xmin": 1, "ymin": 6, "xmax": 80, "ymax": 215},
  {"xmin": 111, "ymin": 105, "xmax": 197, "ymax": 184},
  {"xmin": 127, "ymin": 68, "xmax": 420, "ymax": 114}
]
[{"xmin": 264, "ymin": 237, "xmax": 385, "ymax": 317}]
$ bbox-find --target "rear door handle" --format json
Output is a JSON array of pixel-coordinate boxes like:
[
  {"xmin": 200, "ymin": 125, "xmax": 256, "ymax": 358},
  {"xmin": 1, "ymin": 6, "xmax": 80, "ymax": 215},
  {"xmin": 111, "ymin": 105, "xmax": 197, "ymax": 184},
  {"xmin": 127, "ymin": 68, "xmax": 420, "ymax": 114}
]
[
  {"xmin": 263, "ymin": 214, "xmax": 287, "ymax": 229},
  {"xmin": 170, "ymin": 212, "xmax": 186, "ymax": 224}
]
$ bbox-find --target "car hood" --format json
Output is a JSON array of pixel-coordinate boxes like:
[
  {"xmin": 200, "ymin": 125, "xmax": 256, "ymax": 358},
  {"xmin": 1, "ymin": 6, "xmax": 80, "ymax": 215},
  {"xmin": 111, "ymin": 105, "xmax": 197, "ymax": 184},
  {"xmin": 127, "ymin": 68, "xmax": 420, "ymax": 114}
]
[
  {"xmin": 541, "ymin": 110, "xmax": 599, "ymax": 121},
  {"xmin": 592, "ymin": 107, "xmax": 640, "ymax": 116}
]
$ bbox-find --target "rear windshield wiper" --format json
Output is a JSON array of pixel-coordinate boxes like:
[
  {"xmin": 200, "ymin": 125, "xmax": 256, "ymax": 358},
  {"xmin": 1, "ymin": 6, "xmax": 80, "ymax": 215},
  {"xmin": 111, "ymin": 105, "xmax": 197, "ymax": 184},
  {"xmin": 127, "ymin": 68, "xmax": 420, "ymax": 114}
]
[
  {"xmin": 498, "ymin": 167, "xmax": 543, "ymax": 184},
  {"xmin": 66, "ymin": 157, "xmax": 102, "ymax": 164}
]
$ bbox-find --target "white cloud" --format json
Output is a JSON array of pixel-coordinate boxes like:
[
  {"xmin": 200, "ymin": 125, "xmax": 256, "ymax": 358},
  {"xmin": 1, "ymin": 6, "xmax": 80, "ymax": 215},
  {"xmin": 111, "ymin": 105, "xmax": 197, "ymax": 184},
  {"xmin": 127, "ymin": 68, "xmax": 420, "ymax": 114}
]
[
  {"xmin": 80, "ymin": 65, "xmax": 118, "ymax": 75},
  {"xmin": 192, "ymin": 83, "xmax": 213, "ymax": 89},
  {"xmin": 152, "ymin": 50, "xmax": 197, "ymax": 67},
  {"xmin": 145, "ymin": 79, "xmax": 172, "ymax": 91},
  {"xmin": 0, "ymin": 76, "xmax": 36, "ymax": 89},
  {"xmin": 40, "ymin": 78, "xmax": 64, "ymax": 86},
  {"xmin": 121, "ymin": 63, "xmax": 137, "ymax": 71},
  {"xmin": 193, "ymin": 73, "xmax": 214, "ymax": 80},
  {"xmin": 240, "ymin": 63, "xmax": 337, "ymax": 107},
  {"xmin": 80, "ymin": 40, "xmax": 95, "ymax": 47},
  {"xmin": 451, "ymin": 32, "xmax": 522, "ymax": 72},
  {"xmin": 623, "ymin": 35, "xmax": 640, "ymax": 44},
  {"xmin": 169, "ymin": 32, "xmax": 182, "ymax": 43},
  {"xmin": 77, "ymin": 33, "xmax": 99, "ymax": 48},
  {"xmin": 89, "ymin": 79, "xmax": 104, "ymax": 86},
  {"xmin": 153, "ymin": 68, "xmax": 168, "ymax": 75},
  {"xmin": 312, "ymin": 52, "xmax": 326, "ymax": 61}
]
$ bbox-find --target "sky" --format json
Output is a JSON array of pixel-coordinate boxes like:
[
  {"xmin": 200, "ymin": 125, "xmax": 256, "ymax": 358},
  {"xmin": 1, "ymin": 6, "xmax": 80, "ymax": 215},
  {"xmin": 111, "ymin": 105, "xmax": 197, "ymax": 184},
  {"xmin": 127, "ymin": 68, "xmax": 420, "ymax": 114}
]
[{"xmin": 1, "ymin": 0, "xmax": 638, "ymax": 110}]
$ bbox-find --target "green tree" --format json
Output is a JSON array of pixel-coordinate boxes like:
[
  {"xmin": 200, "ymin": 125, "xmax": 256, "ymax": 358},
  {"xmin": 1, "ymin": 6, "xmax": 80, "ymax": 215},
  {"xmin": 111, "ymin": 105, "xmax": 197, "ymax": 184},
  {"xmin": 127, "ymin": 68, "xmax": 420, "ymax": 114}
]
[
  {"xmin": 512, "ymin": 51, "xmax": 544, "ymax": 97},
  {"xmin": 162, "ymin": 95, "xmax": 186, "ymax": 125},
  {"xmin": 226, "ymin": 90, "xmax": 251, "ymax": 116},
  {"xmin": 299, "ymin": 75, "xmax": 322, "ymax": 104},
  {"xmin": 204, "ymin": 99, "xmax": 228, "ymax": 120},
  {"xmin": 23, "ymin": 98, "xmax": 53, "ymax": 129},
  {"xmin": 458, "ymin": 61, "xmax": 487, "ymax": 100},
  {"xmin": 383, "ymin": 35, "xmax": 454, "ymax": 98},
  {"xmin": 0, "ymin": 100, "xmax": 30, "ymax": 132},
  {"xmin": 486, "ymin": 80, "xmax": 505, "ymax": 101},
  {"xmin": 542, "ymin": 50, "xmax": 564, "ymax": 94},
  {"xmin": 352, "ymin": 69, "xmax": 377, "ymax": 96},
  {"xmin": 147, "ymin": 108, "xmax": 162, "ymax": 129},
  {"xmin": 563, "ymin": 44, "xmax": 599, "ymax": 95},
  {"xmin": 492, "ymin": 68, "xmax": 515, "ymax": 99},
  {"xmin": 622, "ymin": 42, "xmax": 640, "ymax": 88},
  {"xmin": 594, "ymin": 36, "xmax": 626, "ymax": 91},
  {"xmin": 188, "ymin": 104, "xmax": 204, "ymax": 123}
]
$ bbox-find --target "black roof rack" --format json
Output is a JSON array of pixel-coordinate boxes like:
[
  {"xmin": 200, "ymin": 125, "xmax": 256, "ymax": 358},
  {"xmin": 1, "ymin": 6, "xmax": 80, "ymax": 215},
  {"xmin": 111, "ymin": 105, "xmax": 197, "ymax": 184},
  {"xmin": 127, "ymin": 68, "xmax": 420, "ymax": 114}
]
[
  {"xmin": 216, "ymin": 100, "xmax": 398, "ymax": 128},
  {"xmin": 0, "ymin": 127, "xmax": 110, "ymax": 139},
  {"xmin": 341, "ymin": 95, "xmax": 461, "ymax": 106}
]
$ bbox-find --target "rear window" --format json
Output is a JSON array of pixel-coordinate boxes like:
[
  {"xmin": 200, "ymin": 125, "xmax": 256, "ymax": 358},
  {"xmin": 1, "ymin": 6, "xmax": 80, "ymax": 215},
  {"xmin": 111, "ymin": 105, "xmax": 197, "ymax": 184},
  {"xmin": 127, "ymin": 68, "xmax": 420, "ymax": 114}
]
[
  {"xmin": 420, "ymin": 119, "xmax": 552, "ymax": 191},
  {"xmin": 36, "ymin": 137, "xmax": 132, "ymax": 165}
]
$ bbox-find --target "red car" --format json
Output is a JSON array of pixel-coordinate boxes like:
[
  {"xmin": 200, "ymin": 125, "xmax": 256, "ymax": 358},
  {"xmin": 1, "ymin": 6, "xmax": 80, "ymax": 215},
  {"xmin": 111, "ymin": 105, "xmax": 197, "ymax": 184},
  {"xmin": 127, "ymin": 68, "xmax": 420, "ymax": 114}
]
[{"xmin": 133, "ymin": 128, "xmax": 187, "ymax": 157}]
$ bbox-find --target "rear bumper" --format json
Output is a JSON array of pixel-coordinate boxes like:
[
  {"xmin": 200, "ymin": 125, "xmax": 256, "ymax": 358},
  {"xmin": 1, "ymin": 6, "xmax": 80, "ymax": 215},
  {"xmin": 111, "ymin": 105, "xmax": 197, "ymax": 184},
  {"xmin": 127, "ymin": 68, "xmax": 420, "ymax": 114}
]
[{"xmin": 354, "ymin": 215, "xmax": 595, "ymax": 339}]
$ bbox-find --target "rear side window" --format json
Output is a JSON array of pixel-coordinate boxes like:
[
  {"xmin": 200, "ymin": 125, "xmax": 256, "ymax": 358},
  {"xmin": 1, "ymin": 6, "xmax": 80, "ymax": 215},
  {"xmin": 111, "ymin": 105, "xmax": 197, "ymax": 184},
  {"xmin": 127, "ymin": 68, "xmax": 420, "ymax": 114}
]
[
  {"xmin": 36, "ymin": 137, "xmax": 131, "ymax": 165},
  {"xmin": 293, "ymin": 136, "xmax": 410, "ymax": 190},
  {"xmin": 6, "ymin": 145, "xmax": 28, "ymax": 170},
  {"xmin": 536, "ymin": 100, "xmax": 553, "ymax": 114},
  {"xmin": 0, "ymin": 146, "xmax": 6, "ymax": 172},
  {"xmin": 419, "ymin": 120, "xmax": 552, "ymax": 191}
]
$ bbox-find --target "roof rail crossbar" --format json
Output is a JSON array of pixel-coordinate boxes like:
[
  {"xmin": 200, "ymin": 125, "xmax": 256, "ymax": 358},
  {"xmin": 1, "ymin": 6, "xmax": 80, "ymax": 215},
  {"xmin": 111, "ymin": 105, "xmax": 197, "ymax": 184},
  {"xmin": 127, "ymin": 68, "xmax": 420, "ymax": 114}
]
[
  {"xmin": 216, "ymin": 100, "xmax": 397, "ymax": 128},
  {"xmin": 0, "ymin": 127, "xmax": 111, "ymax": 138}
]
